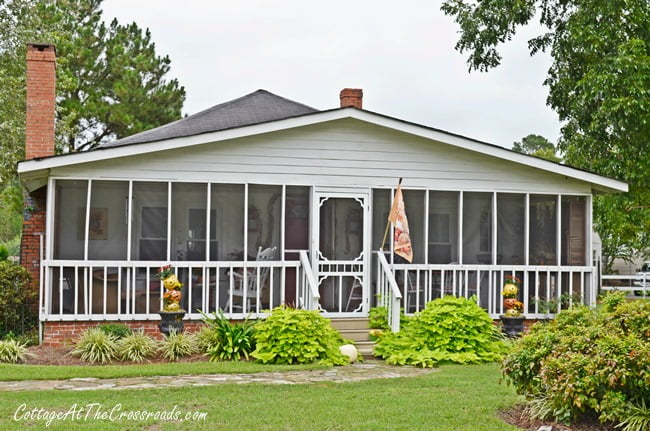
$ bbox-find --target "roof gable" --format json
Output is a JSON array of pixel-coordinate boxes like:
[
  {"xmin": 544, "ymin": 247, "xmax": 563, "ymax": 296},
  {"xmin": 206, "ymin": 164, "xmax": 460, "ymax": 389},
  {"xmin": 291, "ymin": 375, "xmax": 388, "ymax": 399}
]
[{"xmin": 100, "ymin": 89, "xmax": 318, "ymax": 148}]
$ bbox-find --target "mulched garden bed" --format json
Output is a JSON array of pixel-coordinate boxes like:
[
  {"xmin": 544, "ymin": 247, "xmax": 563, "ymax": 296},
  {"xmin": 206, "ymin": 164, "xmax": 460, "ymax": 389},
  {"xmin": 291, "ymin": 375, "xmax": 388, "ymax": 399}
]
[
  {"xmin": 24, "ymin": 345, "xmax": 209, "ymax": 366},
  {"xmin": 499, "ymin": 404, "xmax": 615, "ymax": 431}
]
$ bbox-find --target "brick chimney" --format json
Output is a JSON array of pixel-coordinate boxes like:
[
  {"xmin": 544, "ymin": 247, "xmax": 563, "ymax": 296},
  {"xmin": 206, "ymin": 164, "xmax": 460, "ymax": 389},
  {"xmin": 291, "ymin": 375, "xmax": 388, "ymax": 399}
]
[
  {"xmin": 25, "ymin": 43, "xmax": 56, "ymax": 160},
  {"xmin": 339, "ymin": 88, "xmax": 363, "ymax": 109}
]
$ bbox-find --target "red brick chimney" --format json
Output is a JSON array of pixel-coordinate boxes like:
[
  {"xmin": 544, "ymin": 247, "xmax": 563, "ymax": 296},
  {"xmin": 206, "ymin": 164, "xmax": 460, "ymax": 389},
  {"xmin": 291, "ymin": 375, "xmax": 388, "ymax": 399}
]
[
  {"xmin": 25, "ymin": 43, "xmax": 56, "ymax": 160},
  {"xmin": 340, "ymin": 88, "xmax": 363, "ymax": 109}
]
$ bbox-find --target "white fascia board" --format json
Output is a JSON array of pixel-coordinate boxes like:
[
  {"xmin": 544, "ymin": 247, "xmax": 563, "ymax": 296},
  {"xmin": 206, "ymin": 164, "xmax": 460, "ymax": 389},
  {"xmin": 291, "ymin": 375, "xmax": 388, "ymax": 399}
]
[{"xmin": 17, "ymin": 107, "xmax": 628, "ymax": 193}]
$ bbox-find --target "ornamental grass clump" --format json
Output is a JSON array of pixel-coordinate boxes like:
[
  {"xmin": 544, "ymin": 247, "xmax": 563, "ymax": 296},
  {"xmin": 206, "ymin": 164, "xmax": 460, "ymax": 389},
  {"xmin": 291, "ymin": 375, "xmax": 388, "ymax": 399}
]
[
  {"xmin": 70, "ymin": 327, "xmax": 118, "ymax": 364},
  {"xmin": 252, "ymin": 306, "xmax": 348, "ymax": 366},
  {"xmin": 501, "ymin": 295, "xmax": 650, "ymax": 431},
  {"xmin": 159, "ymin": 330, "xmax": 197, "ymax": 361},
  {"xmin": 116, "ymin": 331, "xmax": 157, "ymax": 362},
  {"xmin": 0, "ymin": 339, "xmax": 34, "ymax": 363},
  {"xmin": 374, "ymin": 296, "xmax": 508, "ymax": 368}
]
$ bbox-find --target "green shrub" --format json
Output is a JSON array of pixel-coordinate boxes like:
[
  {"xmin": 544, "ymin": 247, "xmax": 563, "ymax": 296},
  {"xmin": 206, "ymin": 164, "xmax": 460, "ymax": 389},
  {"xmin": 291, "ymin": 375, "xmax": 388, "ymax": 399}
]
[
  {"xmin": 0, "ymin": 339, "xmax": 34, "ymax": 363},
  {"xmin": 0, "ymin": 262, "xmax": 37, "ymax": 339},
  {"xmin": 368, "ymin": 306, "xmax": 390, "ymax": 329},
  {"xmin": 600, "ymin": 290, "xmax": 627, "ymax": 312},
  {"xmin": 200, "ymin": 311, "xmax": 256, "ymax": 361},
  {"xmin": 70, "ymin": 328, "xmax": 117, "ymax": 364},
  {"xmin": 502, "ymin": 296, "xmax": 650, "ymax": 431},
  {"xmin": 99, "ymin": 323, "xmax": 133, "ymax": 339},
  {"xmin": 159, "ymin": 331, "xmax": 197, "ymax": 361},
  {"xmin": 116, "ymin": 331, "xmax": 157, "ymax": 362},
  {"xmin": 252, "ymin": 306, "xmax": 348, "ymax": 365},
  {"xmin": 0, "ymin": 245, "xmax": 8, "ymax": 261},
  {"xmin": 374, "ymin": 296, "xmax": 508, "ymax": 367}
]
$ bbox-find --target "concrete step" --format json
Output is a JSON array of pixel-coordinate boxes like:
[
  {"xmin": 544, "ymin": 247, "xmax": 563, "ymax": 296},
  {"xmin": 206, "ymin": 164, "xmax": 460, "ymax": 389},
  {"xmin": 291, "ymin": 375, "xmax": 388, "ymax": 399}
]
[
  {"xmin": 329, "ymin": 317, "xmax": 370, "ymax": 331},
  {"xmin": 338, "ymin": 328, "xmax": 372, "ymax": 342},
  {"xmin": 355, "ymin": 341, "xmax": 376, "ymax": 359}
]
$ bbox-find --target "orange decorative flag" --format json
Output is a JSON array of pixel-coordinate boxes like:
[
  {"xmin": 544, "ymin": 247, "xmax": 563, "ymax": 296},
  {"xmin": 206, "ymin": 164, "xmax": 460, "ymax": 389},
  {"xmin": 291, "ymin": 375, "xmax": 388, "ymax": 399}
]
[{"xmin": 388, "ymin": 182, "xmax": 413, "ymax": 263}]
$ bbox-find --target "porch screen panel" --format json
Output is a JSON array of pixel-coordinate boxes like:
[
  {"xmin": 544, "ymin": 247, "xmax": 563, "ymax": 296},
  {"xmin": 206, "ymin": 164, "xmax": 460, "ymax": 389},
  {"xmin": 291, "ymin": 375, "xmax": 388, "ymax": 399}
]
[
  {"xmin": 529, "ymin": 195, "xmax": 557, "ymax": 265},
  {"xmin": 285, "ymin": 186, "xmax": 310, "ymax": 251},
  {"xmin": 210, "ymin": 183, "xmax": 244, "ymax": 261},
  {"xmin": 87, "ymin": 181, "xmax": 128, "ymax": 260},
  {"xmin": 428, "ymin": 191, "xmax": 459, "ymax": 264},
  {"xmin": 53, "ymin": 179, "xmax": 88, "ymax": 260},
  {"xmin": 462, "ymin": 192, "xmax": 493, "ymax": 264},
  {"xmin": 372, "ymin": 189, "xmax": 391, "ymax": 251},
  {"xmin": 247, "ymin": 185, "xmax": 281, "ymax": 260},
  {"xmin": 403, "ymin": 190, "xmax": 424, "ymax": 264},
  {"xmin": 561, "ymin": 196, "xmax": 586, "ymax": 266},
  {"xmin": 171, "ymin": 183, "xmax": 208, "ymax": 261},
  {"xmin": 497, "ymin": 193, "xmax": 525, "ymax": 265},
  {"xmin": 131, "ymin": 182, "xmax": 168, "ymax": 261}
]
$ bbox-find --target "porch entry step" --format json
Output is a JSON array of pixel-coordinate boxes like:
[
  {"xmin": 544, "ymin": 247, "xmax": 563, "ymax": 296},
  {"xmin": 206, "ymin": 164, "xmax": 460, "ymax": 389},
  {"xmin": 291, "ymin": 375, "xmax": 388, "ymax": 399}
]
[
  {"xmin": 328, "ymin": 318, "xmax": 370, "ymax": 331},
  {"xmin": 355, "ymin": 341, "xmax": 376, "ymax": 359},
  {"xmin": 330, "ymin": 318, "xmax": 372, "ymax": 342}
]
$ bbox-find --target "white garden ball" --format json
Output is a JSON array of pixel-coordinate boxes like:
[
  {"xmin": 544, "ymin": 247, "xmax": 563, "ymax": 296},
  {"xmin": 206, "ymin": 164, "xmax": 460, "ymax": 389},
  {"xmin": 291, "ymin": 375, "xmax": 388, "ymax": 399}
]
[{"xmin": 339, "ymin": 344, "xmax": 358, "ymax": 363}]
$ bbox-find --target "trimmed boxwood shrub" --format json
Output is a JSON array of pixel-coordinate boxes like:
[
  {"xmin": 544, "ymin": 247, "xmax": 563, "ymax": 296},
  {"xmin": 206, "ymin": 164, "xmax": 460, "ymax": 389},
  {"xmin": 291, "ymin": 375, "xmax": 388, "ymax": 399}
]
[
  {"xmin": 501, "ymin": 296, "xmax": 650, "ymax": 431},
  {"xmin": 374, "ymin": 295, "xmax": 508, "ymax": 367},
  {"xmin": 252, "ymin": 306, "xmax": 348, "ymax": 365}
]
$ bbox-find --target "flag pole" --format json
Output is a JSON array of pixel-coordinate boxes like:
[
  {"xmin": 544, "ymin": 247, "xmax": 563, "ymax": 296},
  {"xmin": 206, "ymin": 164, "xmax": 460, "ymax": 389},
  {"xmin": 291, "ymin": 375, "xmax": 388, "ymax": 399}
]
[{"xmin": 380, "ymin": 178, "xmax": 403, "ymax": 251}]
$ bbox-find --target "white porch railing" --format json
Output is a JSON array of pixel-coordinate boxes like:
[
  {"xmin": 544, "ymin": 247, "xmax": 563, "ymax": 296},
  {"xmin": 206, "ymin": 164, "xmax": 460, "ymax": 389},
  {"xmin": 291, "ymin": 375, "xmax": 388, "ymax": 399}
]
[
  {"xmin": 602, "ymin": 274, "xmax": 649, "ymax": 297},
  {"xmin": 299, "ymin": 250, "xmax": 320, "ymax": 310},
  {"xmin": 41, "ymin": 257, "xmax": 316, "ymax": 321},
  {"xmin": 376, "ymin": 251, "xmax": 402, "ymax": 332},
  {"xmin": 373, "ymin": 251, "xmax": 597, "ymax": 321}
]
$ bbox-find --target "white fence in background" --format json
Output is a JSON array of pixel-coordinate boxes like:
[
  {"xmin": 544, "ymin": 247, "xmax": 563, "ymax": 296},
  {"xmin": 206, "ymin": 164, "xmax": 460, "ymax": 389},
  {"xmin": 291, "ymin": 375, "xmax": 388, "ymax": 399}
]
[{"xmin": 601, "ymin": 274, "xmax": 649, "ymax": 297}]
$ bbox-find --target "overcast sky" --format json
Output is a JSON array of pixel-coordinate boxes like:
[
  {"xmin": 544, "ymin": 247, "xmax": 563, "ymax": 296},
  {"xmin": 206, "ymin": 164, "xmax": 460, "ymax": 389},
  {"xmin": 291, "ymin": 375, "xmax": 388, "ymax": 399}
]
[{"xmin": 101, "ymin": 0, "xmax": 560, "ymax": 149}]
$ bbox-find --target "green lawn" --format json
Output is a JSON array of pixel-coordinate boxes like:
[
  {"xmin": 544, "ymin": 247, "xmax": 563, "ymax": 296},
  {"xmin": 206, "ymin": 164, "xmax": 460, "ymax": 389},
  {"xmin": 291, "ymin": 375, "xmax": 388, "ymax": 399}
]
[
  {"xmin": 0, "ymin": 363, "xmax": 522, "ymax": 431},
  {"xmin": 0, "ymin": 361, "xmax": 325, "ymax": 381}
]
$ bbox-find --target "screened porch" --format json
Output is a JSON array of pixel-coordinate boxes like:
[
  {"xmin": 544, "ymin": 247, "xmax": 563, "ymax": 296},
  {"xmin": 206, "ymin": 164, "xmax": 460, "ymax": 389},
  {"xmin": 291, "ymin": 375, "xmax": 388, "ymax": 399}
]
[{"xmin": 40, "ymin": 178, "xmax": 597, "ymax": 323}]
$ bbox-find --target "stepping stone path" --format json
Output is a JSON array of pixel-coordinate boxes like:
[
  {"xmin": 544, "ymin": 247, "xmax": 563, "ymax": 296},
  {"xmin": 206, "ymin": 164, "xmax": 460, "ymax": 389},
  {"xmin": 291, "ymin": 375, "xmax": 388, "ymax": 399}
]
[{"xmin": 0, "ymin": 360, "xmax": 437, "ymax": 392}]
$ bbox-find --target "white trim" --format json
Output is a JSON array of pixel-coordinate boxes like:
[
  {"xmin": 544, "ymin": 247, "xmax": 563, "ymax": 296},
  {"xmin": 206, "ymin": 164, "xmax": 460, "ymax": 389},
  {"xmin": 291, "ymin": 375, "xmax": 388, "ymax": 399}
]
[{"xmin": 18, "ymin": 108, "xmax": 628, "ymax": 193}]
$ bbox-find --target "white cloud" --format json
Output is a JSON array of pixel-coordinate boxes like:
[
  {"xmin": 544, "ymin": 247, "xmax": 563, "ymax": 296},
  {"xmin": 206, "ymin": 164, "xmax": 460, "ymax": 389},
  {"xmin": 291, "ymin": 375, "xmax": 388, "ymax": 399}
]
[{"xmin": 101, "ymin": 0, "xmax": 560, "ymax": 148}]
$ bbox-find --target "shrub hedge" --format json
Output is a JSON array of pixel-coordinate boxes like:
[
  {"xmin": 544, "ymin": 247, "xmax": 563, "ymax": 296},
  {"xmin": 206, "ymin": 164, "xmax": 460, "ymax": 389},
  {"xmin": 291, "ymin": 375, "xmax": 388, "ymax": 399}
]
[{"xmin": 501, "ymin": 296, "xmax": 650, "ymax": 431}]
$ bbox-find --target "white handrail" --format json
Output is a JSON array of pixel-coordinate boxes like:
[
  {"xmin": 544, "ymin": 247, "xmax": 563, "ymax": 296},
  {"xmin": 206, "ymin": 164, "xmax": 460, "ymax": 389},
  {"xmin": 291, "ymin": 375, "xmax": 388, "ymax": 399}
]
[
  {"xmin": 299, "ymin": 250, "xmax": 320, "ymax": 308},
  {"xmin": 376, "ymin": 251, "xmax": 402, "ymax": 332}
]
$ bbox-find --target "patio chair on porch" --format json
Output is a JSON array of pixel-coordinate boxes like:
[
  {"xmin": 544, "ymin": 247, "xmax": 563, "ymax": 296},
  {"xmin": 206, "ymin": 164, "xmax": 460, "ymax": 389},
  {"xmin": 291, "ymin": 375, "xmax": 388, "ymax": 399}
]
[{"xmin": 225, "ymin": 246, "xmax": 277, "ymax": 312}]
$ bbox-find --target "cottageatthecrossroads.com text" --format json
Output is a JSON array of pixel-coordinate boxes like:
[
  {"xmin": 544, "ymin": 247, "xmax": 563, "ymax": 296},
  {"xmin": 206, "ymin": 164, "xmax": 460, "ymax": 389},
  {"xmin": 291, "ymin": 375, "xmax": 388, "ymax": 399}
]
[{"xmin": 13, "ymin": 403, "xmax": 208, "ymax": 427}]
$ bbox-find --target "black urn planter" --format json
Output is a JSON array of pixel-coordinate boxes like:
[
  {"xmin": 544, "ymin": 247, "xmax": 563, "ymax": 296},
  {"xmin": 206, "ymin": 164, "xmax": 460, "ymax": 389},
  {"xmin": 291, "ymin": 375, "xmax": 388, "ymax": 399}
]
[
  {"xmin": 158, "ymin": 311, "xmax": 186, "ymax": 336},
  {"xmin": 500, "ymin": 315, "xmax": 525, "ymax": 338}
]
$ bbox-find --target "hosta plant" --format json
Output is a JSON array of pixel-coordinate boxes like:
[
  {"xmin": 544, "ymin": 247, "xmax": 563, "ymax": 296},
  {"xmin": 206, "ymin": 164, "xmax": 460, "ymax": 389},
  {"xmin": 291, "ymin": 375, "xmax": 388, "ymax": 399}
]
[
  {"xmin": 0, "ymin": 339, "xmax": 35, "ymax": 363},
  {"xmin": 116, "ymin": 331, "xmax": 157, "ymax": 362},
  {"xmin": 252, "ymin": 306, "xmax": 348, "ymax": 365},
  {"xmin": 374, "ymin": 295, "xmax": 508, "ymax": 367},
  {"xmin": 70, "ymin": 327, "xmax": 118, "ymax": 364},
  {"xmin": 159, "ymin": 330, "xmax": 197, "ymax": 361}
]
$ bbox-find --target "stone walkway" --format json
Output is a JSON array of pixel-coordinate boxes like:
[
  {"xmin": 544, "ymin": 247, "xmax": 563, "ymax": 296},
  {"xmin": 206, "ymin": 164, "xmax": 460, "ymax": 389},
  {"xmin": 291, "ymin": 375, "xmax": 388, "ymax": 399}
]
[{"xmin": 0, "ymin": 361, "xmax": 436, "ymax": 392}]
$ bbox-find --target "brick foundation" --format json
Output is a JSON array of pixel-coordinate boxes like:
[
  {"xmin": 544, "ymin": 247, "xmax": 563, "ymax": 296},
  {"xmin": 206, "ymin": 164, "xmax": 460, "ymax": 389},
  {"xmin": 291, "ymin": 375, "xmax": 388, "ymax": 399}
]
[{"xmin": 42, "ymin": 320, "xmax": 207, "ymax": 347}]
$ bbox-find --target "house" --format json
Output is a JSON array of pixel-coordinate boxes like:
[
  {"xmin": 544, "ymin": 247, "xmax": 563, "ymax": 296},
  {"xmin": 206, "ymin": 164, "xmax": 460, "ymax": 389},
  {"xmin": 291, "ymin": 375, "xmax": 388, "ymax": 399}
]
[{"xmin": 18, "ymin": 44, "xmax": 628, "ymax": 345}]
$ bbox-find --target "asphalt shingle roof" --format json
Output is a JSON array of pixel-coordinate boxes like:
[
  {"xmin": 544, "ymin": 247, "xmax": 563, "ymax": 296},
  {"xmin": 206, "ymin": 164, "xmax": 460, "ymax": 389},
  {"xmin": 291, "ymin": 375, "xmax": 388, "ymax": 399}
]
[{"xmin": 100, "ymin": 89, "xmax": 319, "ymax": 148}]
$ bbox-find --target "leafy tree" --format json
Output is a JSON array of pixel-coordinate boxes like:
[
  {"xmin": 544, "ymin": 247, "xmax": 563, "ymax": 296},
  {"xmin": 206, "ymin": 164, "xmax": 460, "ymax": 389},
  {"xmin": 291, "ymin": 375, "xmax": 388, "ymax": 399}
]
[
  {"xmin": 441, "ymin": 0, "xmax": 650, "ymax": 265},
  {"xmin": 512, "ymin": 134, "xmax": 560, "ymax": 162},
  {"xmin": 0, "ymin": 0, "xmax": 186, "ymax": 184}
]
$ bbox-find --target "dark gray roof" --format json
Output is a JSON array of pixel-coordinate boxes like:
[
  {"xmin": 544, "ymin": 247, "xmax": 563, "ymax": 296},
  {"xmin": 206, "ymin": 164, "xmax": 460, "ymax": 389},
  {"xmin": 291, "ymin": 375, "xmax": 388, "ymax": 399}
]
[{"xmin": 100, "ymin": 89, "xmax": 319, "ymax": 148}]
